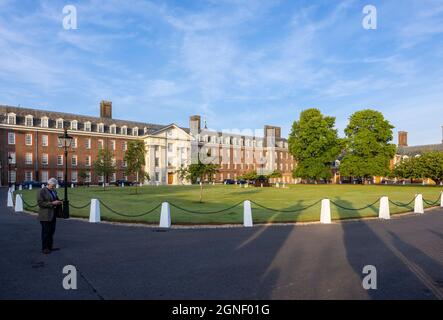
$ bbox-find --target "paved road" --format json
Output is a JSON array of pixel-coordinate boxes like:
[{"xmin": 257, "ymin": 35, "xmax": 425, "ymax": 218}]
[{"xmin": 1, "ymin": 187, "xmax": 442, "ymax": 299}]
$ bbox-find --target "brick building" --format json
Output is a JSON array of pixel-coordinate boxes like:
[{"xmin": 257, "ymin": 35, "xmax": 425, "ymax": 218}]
[{"xmin": 0, "ymin": 102, "xmax": 296, "ymax": 186}]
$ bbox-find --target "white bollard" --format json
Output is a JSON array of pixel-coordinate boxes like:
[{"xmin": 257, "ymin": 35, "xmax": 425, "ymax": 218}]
[
  {"xmin": 41, "ymin": 184, "xmax": 44, "ymax": 188},
  {"xmin": 71, "ymin": 183, "xmax": 74, "ymax": 188},
  {"xmin": 14, "ymin": 194, "xmax": 23, "ymax": 212},
  {"xmin": 245, "ymin": 183, "xmax": 249, "ymax": 188},
  {"xmin": 320, "ymin": 199, "xmax": 331, "ymax": 224},
  {"xmin": 159, "ymin": 202, "xmax": 171, "ymax": 228},
  {"xmin": 276, "ymin": 182, "xmax": 280, "ymax": 188},
  {"xmin": 243, "ymin": 200, "xmax": 253, "ymax": 227},
  {"xmin": 56, "ymin": 184, "xmax": 59, "ymax": 189},
  {"xmin": 19, "ymin": 185, "xmax": 22, "ymax": 191},
  {"xmin": 440, "ymin": 191, "xmax": 443, "ymax": 207},
  {"xmin": 29, "ymin": 184, "xmax": 32, "ymax": 190},
  {"xmin": 89, "ymin": 199, "xmax": 101, "ymax": 223},
  {"xmin": 414, "ymin": 194, "xmax": 424, "ymax": 214},
  {"xmin": 11, "ymin": 184, "xmax": 15, "ymax": 191},
  {"xmin": 121, "ymin": 182, "xmax": 124, "ymax": 187},
  {"xmin": 402, "ymin": 181, "xmax": 406, "ymax": 185},
  {"xmin": 379, "ymin": 196, "xmax": 390, "ymax": 219},
  {"xmin": 7, "ymin": 190, "xmax": 13, "ymax": 207},
  {"xmin": 140, "ymin": 182, "xmax": 143, "ymax": 187}
]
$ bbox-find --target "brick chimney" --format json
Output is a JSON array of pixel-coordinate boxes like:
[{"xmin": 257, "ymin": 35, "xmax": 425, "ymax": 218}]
[
  {"xmin": 100, "ymin": 100, "xmax": 112, "ymax": 118},
  {"xmin": 398, "ymin": 131, "xmax": 408, "ymax": 147},
  {"xmin": 189, "ymin": 115, "xmax": 201, "ymax": 134}
]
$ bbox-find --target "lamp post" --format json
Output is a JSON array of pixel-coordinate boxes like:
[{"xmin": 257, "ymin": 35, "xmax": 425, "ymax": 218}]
[
  {"xmin": 58, "ymin": 128, "xmax": 73, "ymax": 218},
  {"xmin": 8, "ymin": 155, "xmax": 12, "ymax": 187}
]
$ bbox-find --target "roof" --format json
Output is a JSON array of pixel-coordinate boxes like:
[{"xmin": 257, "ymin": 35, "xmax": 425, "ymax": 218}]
[{"xmin": 397, "ymin": 143, "xmax": 443, "ymax": 156}]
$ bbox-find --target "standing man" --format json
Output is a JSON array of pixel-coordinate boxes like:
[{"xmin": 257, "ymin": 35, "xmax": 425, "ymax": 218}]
[{"xmin": 37, "ymin": 178, "xmax": 62, "ymax": 254}]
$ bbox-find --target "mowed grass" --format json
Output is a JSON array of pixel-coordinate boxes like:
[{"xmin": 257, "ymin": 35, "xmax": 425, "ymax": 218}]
[{"xmin": 16, "ymin": 184, "xmax": 442, "ymax": 225}]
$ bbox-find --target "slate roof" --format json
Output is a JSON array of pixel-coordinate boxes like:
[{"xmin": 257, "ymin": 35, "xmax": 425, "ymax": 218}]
[{"xmin": 397, "ymin": 143, "xmax": 443, "ymax": 156}]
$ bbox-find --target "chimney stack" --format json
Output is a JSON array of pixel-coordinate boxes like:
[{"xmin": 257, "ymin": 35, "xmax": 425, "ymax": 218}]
[
  {"xmin": 100, "ymin": 100, "xmax": 112, "ymax": 119},
  {"xmin": 398, "ymin": 131, "xmax": 408, "ymax": 147},
  {"xmin": 189, "ymin": 115, "xmax": 201, "ymax": 134}
]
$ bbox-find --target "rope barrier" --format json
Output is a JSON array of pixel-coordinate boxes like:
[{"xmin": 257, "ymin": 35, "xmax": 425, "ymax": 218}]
[
  {"xmin": 99, "ymin": 200, "xmax": 162, "ymax": 217},
  {"xmin": 69, "ymin": 202, "xmax": 91, "ymax": 209},
  {"xmin": 250, "ymin": 199, "xmax": 321, "ymax": 213},
  {"xmin": 330, "ymin": 198, "xmax": 380, "ymax": 211},
  {"xmin": 21, "ymin": 196, "xmax": 39, "ymax": 208},
  {"xmin": 389, "ymin": 197, "xmax": 416, "ymax": 208},
  {"xmin": 169, "ymin": 201, "xmax": 243, "ymax": 214}
]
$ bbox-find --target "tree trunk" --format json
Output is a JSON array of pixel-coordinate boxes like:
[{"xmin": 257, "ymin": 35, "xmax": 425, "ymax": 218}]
[{"xmin": 199, "ymin": 181, "xmax": 203, "ymax": 203}]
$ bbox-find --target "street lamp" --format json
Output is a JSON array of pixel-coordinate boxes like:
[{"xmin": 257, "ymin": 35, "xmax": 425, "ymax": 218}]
[
  {"xmin": 58, "ymin": 128, "xmax": 73, "ymax": 218},
  {"xmin": 8, "ymin": 155, "xmax": 12, "ymax": 187}
]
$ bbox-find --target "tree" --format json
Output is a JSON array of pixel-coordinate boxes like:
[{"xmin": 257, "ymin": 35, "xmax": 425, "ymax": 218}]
[
  {"xmin": 417, "ymin": 151, "xmax": 443, "ymax": 184},
  {"xmin": 340, "ymin": 109, "xmax": 396, "ymax": 181},
  {"xmin": 177, "ymin": 160, "xmax": 219, "ymax": 202},
  {"xmin": 266, "ymin": 169, "xmax": 283, "ymax": 180},
  {"xmin": 392, "ymin": 156, "xmax": 423, "ymax": 183},
  {"xmin": 288, "ymin": 108, "xmax": 342, "ymax": 182},
  {"xmin": 124, "ymin": 140, "xmax": 150, "ymax": 194},
  {"xmin": 78, "ymin": 168, "xmax": 88, "ymax": 185},
  {"xmin": 93, "ymin": 148, "xmax": 116, "ymax": 190},
  {"xmin": 238, "ymin": 170, "xmax": 258, "ymax": 182}
]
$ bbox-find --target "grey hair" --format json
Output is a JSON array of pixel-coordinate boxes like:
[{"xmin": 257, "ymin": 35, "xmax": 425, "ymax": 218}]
[{"xmin": 47, "ymin": 178, "xmax": 58, "ymax": 186}]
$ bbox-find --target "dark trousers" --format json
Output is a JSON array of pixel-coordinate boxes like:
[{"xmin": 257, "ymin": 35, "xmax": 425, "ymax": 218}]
[{"xmin": 40, "ymin": 215, "xmax": 56, "ymax": 251}]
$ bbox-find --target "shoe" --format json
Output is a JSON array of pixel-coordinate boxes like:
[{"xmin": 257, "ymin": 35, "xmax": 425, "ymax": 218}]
[
  {"xmin": 51, "ymin": 248, "xmax": 60, "ymax": 251},
  {"xmin": 42, "ymin": 249, "xmax": 51, "ymax": 254}
]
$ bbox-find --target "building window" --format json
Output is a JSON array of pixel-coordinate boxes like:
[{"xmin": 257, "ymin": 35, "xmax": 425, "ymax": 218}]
[
  {"xmin": 110, "ymin": 140, "xmax": 116, "ymax": 150},
  {"xmin": 154, "ymin": 158, "xmax": 159, "ymax": 167},
  {"xmin": 168, "ymin": 143, "xmax": 173, "ymax": 152},
  {"xmin": 42, "ymin": 135, "xmax": 48, "ymax": 147},
  {"xmin": 132, "ymin": 127, "xmax": 138, "ymax": 136},
  {"xmin": 71, "ymin": 155, "xmax": 77, "ymax": 166},
  {"xmin": 71, "ymin": 138, "xmax": 77, "ymax": 148},
  {"xmin": 8, "ymin": 132, "xmax": 15, "ymax": 145},
  {"xmin": 98, "ymin": 139, "xmax": 104, "ymax": 149},
  {"xmin": 155, "ymin": 172, "xmax": 159, "ymax": 182},
  {"xmin": 7, "ymin": 113, "xmax": 16, "ymax": 125},
  {"xmin": 9, "ymin": 171, "xmax": 16, "ymax": 183},
  {"xmin": 42, "ymin": 153, "xmax": 48, "ymax": 165},
  {"xmin": 71, "ymin": 171, "xmax": 78, "ymax": 183},
  {"xmin": 25, "ymin": 153, "xmax": 33, "ymax": 165},
  {"xmin": 84, "ymin": 121, "xmax": 91, "ymax": 132},
  {"xmin": 122, "ymin": 141, "xmax": 127, "ymax": 151},
  {"xmin": 58, "ymin": 138, "xmax": 62, "ymax": 148},
  {"xmin": 85, "ymin": 138, "xmax": 91, "ymax": 149},
  {"xmin": 41, "ymin": 171, "xmax": 48, "ymax": 183},
  {"xmin": 110, "ymin": 125, "xmax": 116, "ymax": 134},
  {"xmin": 8, "ymin": 152, "xmax": 16, "ymax": 164},
  {"xmin": 85, "ymin": 155, "xmax": 91, "ymax": 167},
  {"xmin": 121, "ymin": 126, "xmax": 127, "ymax": 135},
  {"xmin": 25, "ymin": 115, "xmax": 33, "ymax": 127},
  {"xmin": 41, "ymin": 117, "xmax": 49, "ymax": 128},
  {"xmin": 25, "ymin": 133, "xmax": 32, "ymax": 146},
  {"xmin": 57, "ymin": 155, "xmax": 63, "ymax": 166},
  {"xmin": 144, "ymin": 127, "xmax": 148, "ymax": 135},
  {"xmin": 57, "ymin": 171, "xmax": 64, "ymax": 181},
  {"xmin": 85, "ymin": 171, "xmax": 91, "ymax": 183},
  {"xmin": 97, "ymin": 123, "xmax": 104, "ymax": 133},
  {"xmin": 71, "ymin": 120, "xmax": 78, "ymax": 130},
  {"xmin": 25, "ymin": 171, "xmax": 33, "ymax": 181},
  {"xmin": 111, "ymin": 173, "xmax": 116, "ymax": 182},
  {"xmin": 56, "ymin": 119, "xmax": 64, "ymax": 129},
  {"xmin": 98, "ymin": 175, "xmax": 104, "ymax": 183}
]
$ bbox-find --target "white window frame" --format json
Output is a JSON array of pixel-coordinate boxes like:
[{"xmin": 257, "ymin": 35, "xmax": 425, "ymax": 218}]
[
  {"xmin": 71, "ymin": 170, "xmax": 78, "ymax": 183},
  {"xmin": 8, "ymin": 152, "xmax": 16, "ymax": 164},
  {"xmin": 57, "ymin": 155, "xmax": 63, "ymax": 166},
  {"xmin": 42, "ymin": 153, "xmax": 49, "ymax": 165},
  {"xmin": 110, "ymin": 124, "xmax": 116, "ymax": 134},
  {"xmin": 97, "ymin": 123, "xmax": 104, "ymax": 133},
  {"xmin": 25, "ymin": 115, "xmax": 33, "ymax": 127},
  {"xmin": 56, "ymin": 118, "xmax": 64, "ymax": 129},
  {"xmin": 40, "ymin": 116, "xmax": 49, "ymax": 128},
  {"xmin": 85, "ymin": 155, "xmax": 91, "ymax": 167},
  {"xmin": 25, "ymin": 153, "xmax": 33, "ymax": 165},
  {"xmin": 42, "ymin": 135, "xmax": 49, "ymax": 147},
  {"xmin": 25, "ymin": 171, "xmax": 33, "ymax": 181},
  {"xmin": 7, "ymin": 113, "xmax": 16, "ymax": 125},
  {"xmin": 71, "ymin": 155, "xmax": 77, "ymax": 167},
  {"xmin": 132, "ymin": 127, "xmax": 138, "ymax": 136},
  {"xmin": 8, "ymin": 132, "xmax": 15, "ymax": 145},
  {"xmin": 85, "ymin": 138, "xmax": 91, "ymax": 149},
  {"xmin": 121, "ymin": 126, "xmax": 127, "ymax": 135},
  {"xmin": 70, "ymin": 120, "xmax": 78, "ymax": 130},
  {"xmin": 25, "ymin": 133, "xmax": 32, "ymax": 146},
  {"xmin": 84, "ymin": 121, "xmax": 91, "ymax": 132},
  {"xmin": 41, "ymin": 170, "xmax": 49, "ymax": 183}
]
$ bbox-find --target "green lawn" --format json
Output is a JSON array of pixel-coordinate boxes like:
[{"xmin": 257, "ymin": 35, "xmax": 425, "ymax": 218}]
[{"xmin": 15, "ymin": 184, "xmax": 442, "ymax": 225}]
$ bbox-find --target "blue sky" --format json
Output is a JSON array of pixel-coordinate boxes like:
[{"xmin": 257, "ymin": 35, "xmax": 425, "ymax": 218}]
[{"xmin": 0, "ymin": 0, "xmax": 442, "ymax": 145}]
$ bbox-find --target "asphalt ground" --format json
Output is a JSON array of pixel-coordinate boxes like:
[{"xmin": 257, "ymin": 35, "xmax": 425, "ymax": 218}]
[{"xmin": 1, "ymin": 187, "xmax": 442, "ymax": 299}]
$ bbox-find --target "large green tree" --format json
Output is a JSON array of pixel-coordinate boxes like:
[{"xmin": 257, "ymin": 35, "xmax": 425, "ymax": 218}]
[
  {"xmin": 177, "ymin": 161, "xmax": 219, "ymax": 202},
  {"xmin": 124, "ymin": 140, "xmax": 150, "ymax": 194},
  {"xmin": 392, "ymin": 156, "xmax": 423, "ymax": 183},
  {"xmin": 288, "ymin": 108, "xmax": 342, "ymax": 182},
  {"xmin": 417, "ymin": 151, "xmax": 443, "ymax": 184},
  {"xmin": 93, "ymin": 148, "xmax": 116, "ymax": 190},
  {"xmin": 340, "ymin": 109, "xmax": 396, "ymax": 181}
]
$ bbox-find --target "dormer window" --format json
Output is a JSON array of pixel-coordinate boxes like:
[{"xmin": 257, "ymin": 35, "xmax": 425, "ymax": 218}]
[
  {"xmin": 41, "ymin": 116, "xmax": 49, "ymax": 128},
  {"xmin": 97, "ymin": 123, "xmax": 104, "ymax": 133},
  {"xmin": 121, "ymin": 126, "xmax": 127, "ymax": 135},
  {"xmin": 144, "ymin": 127, "xmax": 148, "ymax": 135},
  {"xmin": 56, "ymin": 118, "xmax": 64, "ymax": 129},
  {"xmin": 110, "ymin": 124, "xmax": 116, "ymax": 134},
  {"xmin": 7, "ymin": 113, "xmax": 16, "ymax": 125},
  {"xmin": 70, "ymin": 120, "xmax": 78, "ymax": 130},
  {"xmin": 132, "ymin": 127, "xmax": 139, "ymax": 136},
  {"xmin": 25, "ymin": 115, "xmax": 33, "ymax": 127},
  {"xmin": 84, "ymin": 121, "xmax": 91, "ymax": 132}
]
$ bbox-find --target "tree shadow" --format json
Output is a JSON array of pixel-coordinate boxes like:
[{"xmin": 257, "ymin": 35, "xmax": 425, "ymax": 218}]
[{"xmin": 337, "ymin": 197, "xmax": 443, "ymax": 299}]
